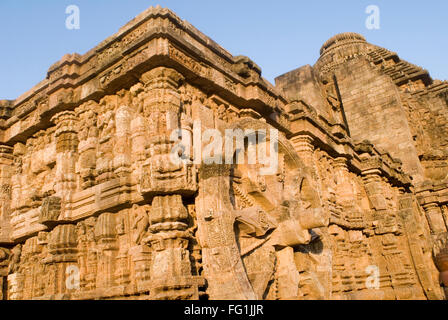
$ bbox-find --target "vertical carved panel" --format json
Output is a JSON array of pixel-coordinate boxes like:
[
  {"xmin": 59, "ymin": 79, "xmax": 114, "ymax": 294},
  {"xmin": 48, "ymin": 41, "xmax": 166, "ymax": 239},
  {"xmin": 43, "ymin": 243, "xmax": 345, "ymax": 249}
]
[
  {"xmin": 146, "ymin": 195, "xmax": 199, "ymax": 299},
  {"xmin": 0, "ymin": 145, "xmax": 13, "ymax": 243},
  {"xmin": 139, "ymin": 67, "xmax": 197, "ymax": 196},
  {"xmin": 94, "ymin": 213, "xmax": 118, "ymax": 290},
  {"xmin": 113, "ymin": 105, "xmax": 132, "ymax": 177},
  {"xmin": 51, "ymin": 111, "xmax": 79, "ymax": 206},
  {"xmin": 76, "ymin": 102, "xmax": 99, "ymax": 190}
]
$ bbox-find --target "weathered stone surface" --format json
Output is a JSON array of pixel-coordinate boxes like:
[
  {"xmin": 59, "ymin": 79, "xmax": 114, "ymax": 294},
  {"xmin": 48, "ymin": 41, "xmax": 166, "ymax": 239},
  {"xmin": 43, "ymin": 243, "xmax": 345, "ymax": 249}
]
[{"xmin": 0, "ymin": 7, "xmax": 446, "ymax": 300}]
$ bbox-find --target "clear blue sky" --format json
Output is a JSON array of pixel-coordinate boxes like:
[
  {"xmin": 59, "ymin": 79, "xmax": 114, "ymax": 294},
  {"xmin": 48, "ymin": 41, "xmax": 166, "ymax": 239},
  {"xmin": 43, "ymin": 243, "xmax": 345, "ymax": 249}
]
[{"xmin": 0, "ymin": 0, "xmax": 447, "ymax": 100}]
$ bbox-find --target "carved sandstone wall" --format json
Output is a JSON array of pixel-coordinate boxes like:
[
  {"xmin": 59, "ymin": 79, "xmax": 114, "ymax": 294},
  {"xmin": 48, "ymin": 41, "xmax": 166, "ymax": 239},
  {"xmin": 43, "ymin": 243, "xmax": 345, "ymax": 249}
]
[{"xmin": 0, "ymin": 7, "xmax": 447, "ymax": 300}]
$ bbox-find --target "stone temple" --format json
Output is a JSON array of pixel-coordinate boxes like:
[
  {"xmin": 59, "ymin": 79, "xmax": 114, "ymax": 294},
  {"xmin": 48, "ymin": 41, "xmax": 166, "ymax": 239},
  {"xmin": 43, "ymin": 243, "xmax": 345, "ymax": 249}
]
[{"xmin": 0, "ymin": 6, "xmax": 447, "ymax": 300}]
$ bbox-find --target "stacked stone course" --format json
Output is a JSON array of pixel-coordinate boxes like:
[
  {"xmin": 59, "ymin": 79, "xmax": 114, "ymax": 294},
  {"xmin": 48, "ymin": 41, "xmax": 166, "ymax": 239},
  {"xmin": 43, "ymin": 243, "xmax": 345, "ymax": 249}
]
[{"xmin": 0, "ymin": 7, "xmax": 446, "ymax": 300}]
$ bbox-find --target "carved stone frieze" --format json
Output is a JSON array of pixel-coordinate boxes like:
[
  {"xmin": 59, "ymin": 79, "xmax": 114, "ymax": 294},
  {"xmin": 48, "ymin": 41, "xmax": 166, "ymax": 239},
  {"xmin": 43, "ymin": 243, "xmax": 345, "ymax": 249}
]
[{"xmin": 0, "ymin": 7, "xmax": 446, "ymax": 300}]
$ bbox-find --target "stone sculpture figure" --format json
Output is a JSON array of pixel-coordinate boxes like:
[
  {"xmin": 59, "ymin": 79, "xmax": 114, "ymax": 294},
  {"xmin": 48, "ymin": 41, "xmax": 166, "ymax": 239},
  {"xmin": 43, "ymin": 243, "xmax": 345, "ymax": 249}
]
[{"xmin": 132, "ymin": 204, "xmax": 149, "ymax": 245}]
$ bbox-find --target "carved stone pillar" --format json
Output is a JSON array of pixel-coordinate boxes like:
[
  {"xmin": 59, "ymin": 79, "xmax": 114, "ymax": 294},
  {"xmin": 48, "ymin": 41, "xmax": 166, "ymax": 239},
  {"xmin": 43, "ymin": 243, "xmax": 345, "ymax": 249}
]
[
  {"xmin": 80, "ymin": 217, "xmax": 98, "ymax": 292},
  {"xmin": 332, "ymin": 157, "xmax": 363, "ymax": 227},
  {"xmin": 146, "ymin": 195, "xmax": 199, "ymax": 299},
  {"xmin": 333, "ymin": 157, "xmax": 348, "ymax": 181},
  {"xmin": 114, "ymin": 213, "xmax": 132, "ymax": 289},
  {"xmin": 130, "ymin": 244, "xmax": 151, "ymax": 292},
  {"xmin": 422, "ymin": 203, "xmax": 447, "ymax": 235},
  {"xmin": 416, "ymin": 183, "xmax": 447, "ymax": 246},
  {"xmin": 94, "ymin": 213, "xmax": 118, "ymax": 290},
  {"xmin": 51, "ymin": 111, "xmax": 79, "ymax": 212},
  {"xmin": 139, "ymin": 67, "xmax": 197, "ymax": 195},
  {"xmin": 0, "ymin": 145, "xmax": 13, "ymax": 243},
  {"xmin": 361, "ymin": 164, "xmax": 404, "ymax": 241},
  {"xmin": 113, "ymin": 106, "xmax": 132, "ymax": 177},
  {"xmin": 361, "ymin": 165, "xmax": 387, "ymax": 212},
  {"xmin": 45, "ymin": 224, "xmax": 78, "ymax": 296},
  {"xmin": 137, "ymin": 67, "xmax": 200, "ymax": 299},
  {"xmin": 76, "ymin": 103, "xmax": 99, "ymax": 190},
  {"xmin": 130, "ymin": 114, "xmax": 147, "ymax": 177},
  {"xmin": 291, "ymin": 135, "xmax": 315, "ymax": 169},
  {"xmin": 96, "ymin": 97, "xmax": 117, "ymax": 184},
  {"xmin": 332, "ymin": 157, "xmax": 355, "ymax": 201},
  {"xmin": 10, "ymin": 143, "xmax": 25, "ymax": 212}
]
